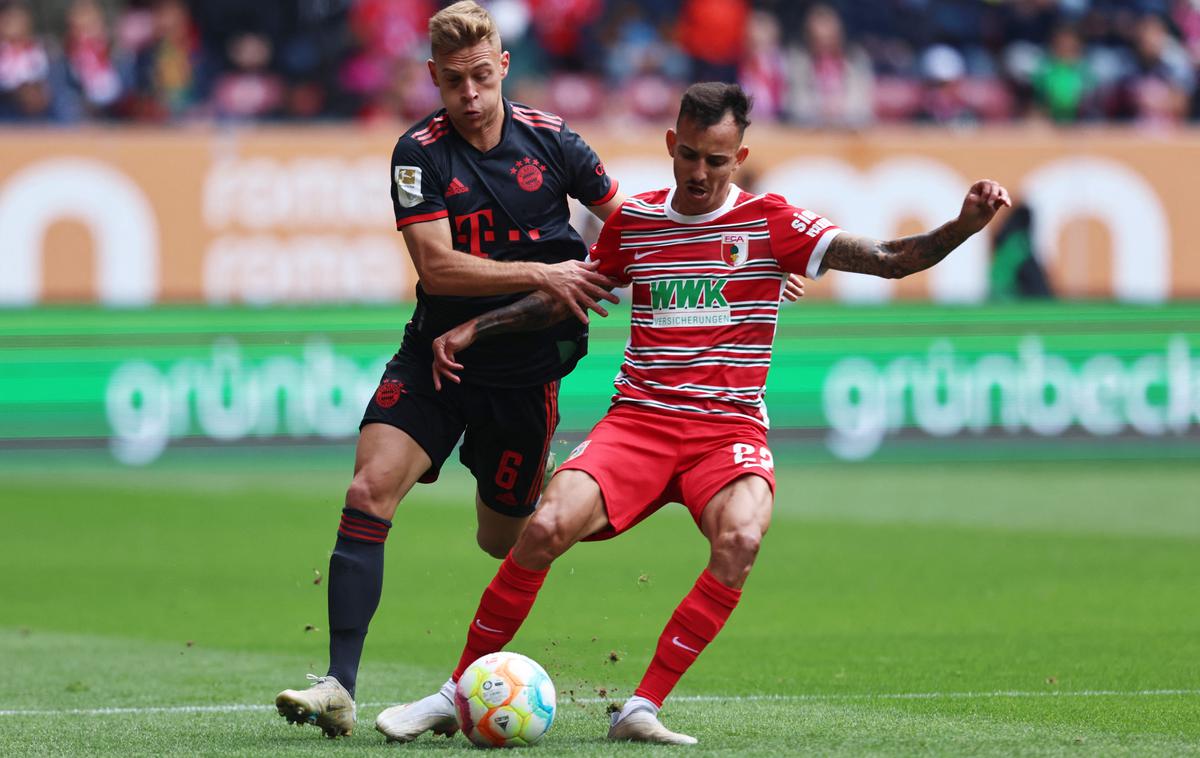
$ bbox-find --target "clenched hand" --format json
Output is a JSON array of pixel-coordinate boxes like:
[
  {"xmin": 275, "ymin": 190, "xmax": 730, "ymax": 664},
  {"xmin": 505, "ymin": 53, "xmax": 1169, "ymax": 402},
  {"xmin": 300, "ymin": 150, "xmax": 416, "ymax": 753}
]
[
  {"xmin": 782, "ymin": 273, "xmax": 805, "ymax": 302},
  {"xmin": 538, "ymin": 259, "xmax": 620, "ymax": 323},
  {"xmin": 957, "ymin": 179, "xmax": 1012, "ymax": 235}
]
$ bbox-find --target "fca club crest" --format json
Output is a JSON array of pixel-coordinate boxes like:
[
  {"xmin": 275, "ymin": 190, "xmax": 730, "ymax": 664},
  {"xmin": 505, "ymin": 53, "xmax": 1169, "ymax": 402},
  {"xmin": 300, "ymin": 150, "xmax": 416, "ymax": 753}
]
[
  {"xmin": 722, "ymin": 233, "xmax": 748, "ymax": 266},
  {"xmin": 511, "ymin": 156, "xmax": 545, "ymax": 192}
]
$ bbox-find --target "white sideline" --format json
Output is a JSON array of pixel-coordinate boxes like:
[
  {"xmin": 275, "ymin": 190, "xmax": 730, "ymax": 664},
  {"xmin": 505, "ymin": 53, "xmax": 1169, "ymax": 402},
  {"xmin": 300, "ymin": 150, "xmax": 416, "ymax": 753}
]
[{"xmin": 1, "ymin": 689, "xmax": 1197, "ymax": 717}]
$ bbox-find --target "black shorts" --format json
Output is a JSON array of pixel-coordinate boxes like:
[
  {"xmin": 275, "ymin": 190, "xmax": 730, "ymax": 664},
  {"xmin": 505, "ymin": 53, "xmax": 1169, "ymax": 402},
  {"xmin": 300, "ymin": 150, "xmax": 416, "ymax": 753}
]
[{"xmin": 360, "ymin": 348, "xmax": 560, "ymax": 517}]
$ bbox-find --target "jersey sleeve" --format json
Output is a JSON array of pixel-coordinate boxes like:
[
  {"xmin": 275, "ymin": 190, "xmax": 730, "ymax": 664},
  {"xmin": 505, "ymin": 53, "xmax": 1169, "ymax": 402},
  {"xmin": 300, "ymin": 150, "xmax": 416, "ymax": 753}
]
[
  {"xmin": 390, "ymin": 137, "xmax": 447, "ymax": 229},
  {"xmin": 586, "ymin": 205, "xmax": 632, "ymax": 285},
  {"xmin": 560, "ymin": 124, "xmax": 618, "ymax": 206},
  {"xmin": 763, "ymin": 193, "xmax": 841, "ymax": 279}
]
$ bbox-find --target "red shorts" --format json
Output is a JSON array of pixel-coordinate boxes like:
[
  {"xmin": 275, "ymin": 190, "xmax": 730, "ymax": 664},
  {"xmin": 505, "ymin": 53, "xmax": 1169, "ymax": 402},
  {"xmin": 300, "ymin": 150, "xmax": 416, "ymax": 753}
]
[{"xmin": 557, "ymin": 402, "xmax": 776, "ymax": 540}]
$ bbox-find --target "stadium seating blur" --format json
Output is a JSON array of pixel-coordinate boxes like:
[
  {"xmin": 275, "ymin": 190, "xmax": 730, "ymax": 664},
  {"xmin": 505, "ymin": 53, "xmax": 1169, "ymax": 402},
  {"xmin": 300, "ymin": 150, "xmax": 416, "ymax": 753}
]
[{"xmin": 4, "ymin": 0, "xmax": 1198, "ymax": 127}]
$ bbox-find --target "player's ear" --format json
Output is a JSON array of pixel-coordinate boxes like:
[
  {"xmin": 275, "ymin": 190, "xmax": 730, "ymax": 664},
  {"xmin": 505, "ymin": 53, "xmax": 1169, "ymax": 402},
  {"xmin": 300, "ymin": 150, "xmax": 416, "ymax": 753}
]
[
  {"xmin": 665, "ymin": 128, "xmax": 677, "ymax": 157},
  {"xmin": 499, "ymin": 50, "xmax": 510, "ymax": 79},
  {"xmin": 427, "ymin": 58, "xmax": 438, "ymax": 87},
  {"xmin": 735, "ymin": 145, "xmax": 750, "ymax": 167}
]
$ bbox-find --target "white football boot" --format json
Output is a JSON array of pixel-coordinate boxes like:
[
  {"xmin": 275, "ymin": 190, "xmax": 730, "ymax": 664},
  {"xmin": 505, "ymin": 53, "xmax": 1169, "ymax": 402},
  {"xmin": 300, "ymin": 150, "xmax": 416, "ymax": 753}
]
[
  {"xmin": 607, "ymin": 702, "xmax": 698, "ymax": 745},
  {"xmin": 374, "ymin": 679, "xmax": 458, "ymax": 742},
  {"xmin": 275, "ymin": 674, "xmax": 356, "ymax": 738}
]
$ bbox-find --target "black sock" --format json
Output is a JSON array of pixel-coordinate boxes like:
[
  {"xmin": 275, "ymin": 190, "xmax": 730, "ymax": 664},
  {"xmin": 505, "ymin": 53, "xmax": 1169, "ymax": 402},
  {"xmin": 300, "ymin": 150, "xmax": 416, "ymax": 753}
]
[{"xmin": 325, "ymin": 507, "xmax": 391, "ymax": 699}]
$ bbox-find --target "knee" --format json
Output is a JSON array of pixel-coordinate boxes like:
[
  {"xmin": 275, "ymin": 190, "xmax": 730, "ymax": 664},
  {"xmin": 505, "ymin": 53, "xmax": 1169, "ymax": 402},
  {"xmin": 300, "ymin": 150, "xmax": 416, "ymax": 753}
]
[
  {"xmin": 344, "ymin": 477, "xmax": 390, "ymax": 520},
  {"xmin": 722, "ymin": 527, "xmax": 763, "ymax": 564},
  {"xmin": 477, "ymin": 529, "xmax": 517, "ymax": 560},
  {"xmin": 514, "ymin": 509, "xmax": 571, "ymax": 568},
  {"xmin": 711, "ymin": 527, "xmax": 763, "ymax": 581}
]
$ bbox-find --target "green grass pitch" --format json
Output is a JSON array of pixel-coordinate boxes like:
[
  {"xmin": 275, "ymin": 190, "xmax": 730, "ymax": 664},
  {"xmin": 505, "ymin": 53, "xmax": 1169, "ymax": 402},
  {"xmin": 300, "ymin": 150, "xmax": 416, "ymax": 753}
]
[{"xmin": 2, "ymin": 448, "xmax": 1198, "ymax": 756}]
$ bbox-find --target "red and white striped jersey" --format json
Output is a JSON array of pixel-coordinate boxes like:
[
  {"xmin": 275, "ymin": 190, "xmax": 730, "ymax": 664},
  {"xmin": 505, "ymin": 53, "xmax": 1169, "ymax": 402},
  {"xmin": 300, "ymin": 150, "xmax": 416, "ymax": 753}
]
[{"xmin": 590, "ymin": 184, "xmax": 840, "ymax": 427}]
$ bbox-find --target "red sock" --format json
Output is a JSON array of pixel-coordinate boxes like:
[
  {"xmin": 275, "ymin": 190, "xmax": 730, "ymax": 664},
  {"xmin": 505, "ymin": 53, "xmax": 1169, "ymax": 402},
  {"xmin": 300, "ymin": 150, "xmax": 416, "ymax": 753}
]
[
  {"xmin": 452, "ymin": 552, "xmax": 548, "ymax": 681},
  {"xmin": 633, "ymin": 569, "xmax": 742, "ymax": 707}
]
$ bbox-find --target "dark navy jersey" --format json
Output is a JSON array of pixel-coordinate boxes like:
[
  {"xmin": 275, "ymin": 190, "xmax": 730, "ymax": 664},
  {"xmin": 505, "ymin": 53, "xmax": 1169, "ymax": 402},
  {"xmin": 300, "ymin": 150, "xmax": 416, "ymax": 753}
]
[{"xmin": 391, "ymin": 99, "xmax": 618, "ymax": 388}]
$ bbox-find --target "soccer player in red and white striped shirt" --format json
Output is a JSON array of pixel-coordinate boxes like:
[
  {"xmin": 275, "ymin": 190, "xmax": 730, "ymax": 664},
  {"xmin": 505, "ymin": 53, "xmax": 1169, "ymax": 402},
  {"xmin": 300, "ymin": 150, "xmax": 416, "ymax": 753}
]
[{"xmin": 397, "ymin": 82, "xmax": 1011, "ymax": 745}]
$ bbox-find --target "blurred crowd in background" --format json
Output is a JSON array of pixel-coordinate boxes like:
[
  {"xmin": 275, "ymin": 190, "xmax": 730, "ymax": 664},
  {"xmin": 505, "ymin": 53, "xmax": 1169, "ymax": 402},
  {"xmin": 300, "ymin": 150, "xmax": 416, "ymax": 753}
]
[{"xmin": 2, "ymin": 0, "xmax": 1199, "ymax": 128}]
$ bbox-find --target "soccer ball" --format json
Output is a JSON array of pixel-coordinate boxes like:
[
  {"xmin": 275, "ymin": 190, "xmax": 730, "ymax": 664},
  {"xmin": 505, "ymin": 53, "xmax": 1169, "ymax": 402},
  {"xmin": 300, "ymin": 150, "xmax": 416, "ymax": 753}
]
[{"xmin": 454, "ymin": 652, "xmax": 556, "ymax": 747}]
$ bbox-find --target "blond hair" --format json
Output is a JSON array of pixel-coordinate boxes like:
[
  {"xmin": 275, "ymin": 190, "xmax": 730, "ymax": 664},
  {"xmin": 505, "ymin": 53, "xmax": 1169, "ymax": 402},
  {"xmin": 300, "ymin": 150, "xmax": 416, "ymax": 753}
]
[{"xmin": 429, "ymin": 1, "xmax": 500, "ymax": 57}]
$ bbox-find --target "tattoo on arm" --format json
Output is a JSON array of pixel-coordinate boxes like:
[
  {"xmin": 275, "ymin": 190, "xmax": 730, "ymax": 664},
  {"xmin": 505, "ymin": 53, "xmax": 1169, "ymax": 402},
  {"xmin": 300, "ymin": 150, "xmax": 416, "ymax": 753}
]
[
  {"xmin": 823, "ymin": 221, "xmax": 971, "ymax": 279},
  {"xmin": 473, "ymin": 291, "xmax": 573, "ymax": 339}
]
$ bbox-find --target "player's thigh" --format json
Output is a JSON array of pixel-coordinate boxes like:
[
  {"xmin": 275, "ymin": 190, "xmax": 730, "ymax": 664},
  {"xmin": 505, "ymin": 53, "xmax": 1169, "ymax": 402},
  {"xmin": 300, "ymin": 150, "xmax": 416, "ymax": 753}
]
[
  {"xmin": 514, "ymin": 470, "xmax": 610, "ymax": 568},
  {"xmin": 460, "ymin": 380, "xmax": 560, "ymax": 519},
  {"xmin": 698, "ymin": 475, "xmax": 774, "ymax": 587},
  {"xmin": 347, "ymin": 423, "xmax": 434, "ymax": 520},
  {"xmin": 698, "ymin": 474, "xmax": 774, "ymax": 544},
  {"xmin": 352, "ymin": 350, "xmax": 466, "ymax": 519},
  {"xmin": 555, "ymin": 406, "xmax": 682, "ymax": 537},
  {"xmin": 678, "ymin": 426, "xmax": 776, "ymax": 534}
]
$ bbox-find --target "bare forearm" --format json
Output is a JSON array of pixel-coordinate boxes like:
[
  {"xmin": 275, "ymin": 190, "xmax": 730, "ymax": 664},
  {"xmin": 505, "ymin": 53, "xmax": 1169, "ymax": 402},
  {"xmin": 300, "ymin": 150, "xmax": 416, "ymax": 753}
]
[
  {"xmin": 825, "ymin": 219, "xmax": 973, "ymax": 279},
  {"xmin": 470, "ymin": 291, "xmax": 573, "ymax": 339},
  {"xmin": 421, "ymin": 255, "xmax": 547, "ymax": 296},
  {"xmin": 430, "ymin": 287, "xmax": 579, "ymax": 388},
  {"xmin": 402, "ymin": 220, "xmax": 550, "ymax": 296}
]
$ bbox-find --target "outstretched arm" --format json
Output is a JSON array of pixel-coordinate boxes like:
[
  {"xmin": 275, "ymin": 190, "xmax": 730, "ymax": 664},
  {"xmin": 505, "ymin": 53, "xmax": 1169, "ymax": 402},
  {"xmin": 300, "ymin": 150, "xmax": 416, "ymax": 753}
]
[
  {"xmin": 821, "ymin": 180, "xmax": 1012, "ymax": 279},
  {"xmin": 430, "ymin": 291, "xmax": 581, "ymax": 390}
]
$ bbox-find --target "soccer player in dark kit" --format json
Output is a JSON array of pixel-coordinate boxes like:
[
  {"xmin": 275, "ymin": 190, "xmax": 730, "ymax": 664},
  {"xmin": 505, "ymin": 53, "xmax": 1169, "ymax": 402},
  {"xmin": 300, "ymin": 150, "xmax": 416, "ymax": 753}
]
[
  {"xmin": 390, "ymin": 82, "xmax": 1011, "ymax": 745},
  {"xmin": 273, "ymin": 0, "xmax": 624, "ymax": 738}
]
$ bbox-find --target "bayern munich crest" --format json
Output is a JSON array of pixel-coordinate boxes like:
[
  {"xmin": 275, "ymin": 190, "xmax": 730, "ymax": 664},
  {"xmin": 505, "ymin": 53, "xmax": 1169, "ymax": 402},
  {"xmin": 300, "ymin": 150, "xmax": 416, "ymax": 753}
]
[
  {"xmin": 374, "ymin": 379, "xmax": 407, "ymax": 408},
  {"xmin": 722, "ymin": 233, "xmax": 749, "ymax": 266},
  {"xmin": 511, "ymin": 156, "xmax": 546, "ymax": 192}
]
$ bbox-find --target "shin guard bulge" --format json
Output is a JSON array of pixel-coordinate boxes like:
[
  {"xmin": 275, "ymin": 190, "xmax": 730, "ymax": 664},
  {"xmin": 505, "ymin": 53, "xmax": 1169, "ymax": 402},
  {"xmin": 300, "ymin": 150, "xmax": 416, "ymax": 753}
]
[
  {"xmin": 452, "ymin": 552, "xmax": 548, "ymax": 680},
  {"xmin": 634, "ymin": 569, "xmax": 742, "ymax": 706}
]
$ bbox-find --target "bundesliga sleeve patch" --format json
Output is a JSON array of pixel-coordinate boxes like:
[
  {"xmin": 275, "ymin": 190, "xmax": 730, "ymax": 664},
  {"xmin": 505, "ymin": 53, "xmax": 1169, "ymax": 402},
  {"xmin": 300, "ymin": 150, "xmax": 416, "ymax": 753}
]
[
  {"xmin": 394, "ymin": 165, "xmax": 424, "ymax": 208},
  {"xmin": 566, "ymin": 440, "xmax": 591, "ymax": 461}
]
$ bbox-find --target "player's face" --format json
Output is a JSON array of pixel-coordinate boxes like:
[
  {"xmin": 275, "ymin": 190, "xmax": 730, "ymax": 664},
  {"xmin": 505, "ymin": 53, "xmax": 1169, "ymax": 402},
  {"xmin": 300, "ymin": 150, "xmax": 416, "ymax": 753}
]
[
  {"xmin": 429, "ymin": 39, "xmax": 509, "ymax": 135},
  {"xmin": 665, "ymin": 114, "xmax": 749, "ymax": 216}
]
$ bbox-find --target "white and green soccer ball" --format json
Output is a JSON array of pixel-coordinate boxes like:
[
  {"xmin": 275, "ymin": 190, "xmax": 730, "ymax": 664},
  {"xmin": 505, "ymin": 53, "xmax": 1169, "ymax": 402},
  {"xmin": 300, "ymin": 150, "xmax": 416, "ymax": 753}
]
[{"xmin": 454, "ymin": 652, "xmax": 556, "ymax": 747}]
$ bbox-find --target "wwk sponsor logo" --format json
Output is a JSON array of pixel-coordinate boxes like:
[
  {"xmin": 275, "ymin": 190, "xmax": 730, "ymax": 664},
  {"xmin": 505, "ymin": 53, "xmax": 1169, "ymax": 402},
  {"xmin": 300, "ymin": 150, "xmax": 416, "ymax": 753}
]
[{"xmin": 648, "ymin": 278, "xmax": 730, "ymax": 328}]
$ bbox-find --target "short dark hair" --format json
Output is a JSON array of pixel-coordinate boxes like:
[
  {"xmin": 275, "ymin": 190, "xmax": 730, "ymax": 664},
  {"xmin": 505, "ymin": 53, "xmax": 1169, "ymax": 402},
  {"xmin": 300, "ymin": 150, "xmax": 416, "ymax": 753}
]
[{"xmin": 678, "ymin": 82, "xmax": 753, "ymax": 135}]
